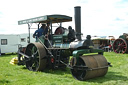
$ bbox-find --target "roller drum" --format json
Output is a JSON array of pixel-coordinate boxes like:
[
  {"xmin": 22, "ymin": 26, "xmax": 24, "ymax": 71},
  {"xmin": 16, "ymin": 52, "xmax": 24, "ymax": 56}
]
[{"xmin": 71, "ymin": 54, "xmax": 108, "ymax": 80}]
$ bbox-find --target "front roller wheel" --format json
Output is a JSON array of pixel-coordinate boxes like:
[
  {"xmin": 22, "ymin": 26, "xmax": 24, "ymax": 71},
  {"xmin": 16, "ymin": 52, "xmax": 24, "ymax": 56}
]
[
  {"xmin": 25, "ymin": 42, "xmax": 47, "ymax": 71},
  {"xmin": 70, "ymin": 57, "xmax": 86, "ymax": 81},
  {"xmin": 70, "ymin": 54, "xmax": 108, "ymax": 81},
  {"xmin": 113, "ymin": 38, "xmax": 127, "ymax": 53}
]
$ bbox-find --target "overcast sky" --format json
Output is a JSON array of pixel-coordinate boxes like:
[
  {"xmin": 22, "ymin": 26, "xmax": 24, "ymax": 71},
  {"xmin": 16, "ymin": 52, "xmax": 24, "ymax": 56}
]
[{"xmin": 0, "ymin": 0, "xmax": 128, "ymax": 37}]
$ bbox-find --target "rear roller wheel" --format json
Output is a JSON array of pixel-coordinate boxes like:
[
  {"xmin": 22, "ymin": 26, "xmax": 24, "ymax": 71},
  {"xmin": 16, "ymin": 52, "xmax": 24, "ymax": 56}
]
[
  {"xmin": 113, "ymin": 38, "xmax": 127, "ymax": 53},
  {"xmin": 25, "ymin": 42, "xmax": 47, "ymax": 71}
]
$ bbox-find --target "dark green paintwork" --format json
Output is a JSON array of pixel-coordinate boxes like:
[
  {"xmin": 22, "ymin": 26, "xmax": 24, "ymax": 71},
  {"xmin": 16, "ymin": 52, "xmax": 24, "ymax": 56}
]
[
  {"xmin": 119, "ymin": 35, "xmax": 128, "ymax": 44},
  {"xmin": 72, "ymin": 49, "xmax": 104, "ymax": 62}
]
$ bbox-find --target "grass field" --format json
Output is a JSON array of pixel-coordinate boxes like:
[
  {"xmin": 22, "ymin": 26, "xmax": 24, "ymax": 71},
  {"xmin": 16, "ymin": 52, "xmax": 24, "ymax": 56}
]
[{"xmin": 0, "ymin": 52, "xmax": 128, "ymax": 85}]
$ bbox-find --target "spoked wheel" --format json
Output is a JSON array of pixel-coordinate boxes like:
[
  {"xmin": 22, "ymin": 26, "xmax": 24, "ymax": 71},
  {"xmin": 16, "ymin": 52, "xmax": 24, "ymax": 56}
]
[
  {"xmin": 25, "ymin": 42, "xmax": 47, "ymax": 71},
  {"xmin": 113, "ymin": 38, "xmax": 128, "ymax": 53}
]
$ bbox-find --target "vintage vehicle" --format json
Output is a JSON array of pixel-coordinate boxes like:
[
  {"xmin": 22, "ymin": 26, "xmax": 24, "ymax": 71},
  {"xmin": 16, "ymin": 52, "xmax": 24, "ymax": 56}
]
[
  {"xmin": 17, "ymin": 6, "xmax": 111, "ymax": 81},
  {"xmin": 113, "ymin": 33, "xmax": 128, "ymax": 54}
]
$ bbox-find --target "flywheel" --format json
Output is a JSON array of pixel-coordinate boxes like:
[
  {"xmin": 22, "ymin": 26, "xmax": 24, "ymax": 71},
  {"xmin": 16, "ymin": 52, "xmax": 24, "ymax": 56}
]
[{"xmin": 25, "ymin": 42, "xmax": 47, "ymax": 71}]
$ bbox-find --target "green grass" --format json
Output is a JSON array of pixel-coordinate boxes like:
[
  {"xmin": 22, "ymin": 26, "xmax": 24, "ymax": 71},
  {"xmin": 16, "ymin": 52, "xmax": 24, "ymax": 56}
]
[{"xmin": 0, "ymin": 52, "xmax": 128, "ymax": 85}]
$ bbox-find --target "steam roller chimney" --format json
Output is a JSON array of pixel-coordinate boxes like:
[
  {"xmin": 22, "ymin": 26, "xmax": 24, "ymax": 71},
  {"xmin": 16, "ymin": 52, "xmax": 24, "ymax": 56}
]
[{"xmin": 74, "ymin": 6, "xmax": 82, "ymax": 41}]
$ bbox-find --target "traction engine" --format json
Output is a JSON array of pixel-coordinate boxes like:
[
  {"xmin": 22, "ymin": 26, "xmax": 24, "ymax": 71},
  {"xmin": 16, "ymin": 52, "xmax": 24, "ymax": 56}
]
[
  {"xmin": 17, "ymin": 6, "xmax": 111, "ymax": 81},
  {"xmin": 113, "ymin": 33, "xmax": 128, "ymax": 53}
]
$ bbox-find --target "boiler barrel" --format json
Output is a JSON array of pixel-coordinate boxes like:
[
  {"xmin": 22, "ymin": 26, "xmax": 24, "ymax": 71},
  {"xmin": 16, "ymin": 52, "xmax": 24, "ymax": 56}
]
[{"xmin": 71, "ymin": 54, "xmax": 108, "ymax": 80}]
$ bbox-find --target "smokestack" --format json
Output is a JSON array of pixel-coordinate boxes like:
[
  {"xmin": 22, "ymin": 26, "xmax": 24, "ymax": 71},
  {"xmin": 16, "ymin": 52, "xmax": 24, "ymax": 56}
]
[{"xmin": 74, "ymin": 6, "xmax": 81, "ymax": 41}]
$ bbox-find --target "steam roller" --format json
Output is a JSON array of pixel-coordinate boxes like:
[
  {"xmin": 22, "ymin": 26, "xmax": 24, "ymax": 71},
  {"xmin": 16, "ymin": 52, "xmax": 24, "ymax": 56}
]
[{"xmin": 17, "ymin": 6, "xmax": 111, "ymax": 81}]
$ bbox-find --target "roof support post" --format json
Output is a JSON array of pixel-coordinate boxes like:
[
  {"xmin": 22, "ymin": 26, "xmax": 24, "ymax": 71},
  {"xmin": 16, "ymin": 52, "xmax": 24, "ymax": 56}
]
[
  {"xmin": 28, "ymin": 23, "xmax": 31, "ymax": 43},
  {"xmin": 50, "ymin": 20, "xmax": 53, "ymax": 45},
  {"xmin": 38, "ymin": 23, "xmax": 40, "ymax": 29}
]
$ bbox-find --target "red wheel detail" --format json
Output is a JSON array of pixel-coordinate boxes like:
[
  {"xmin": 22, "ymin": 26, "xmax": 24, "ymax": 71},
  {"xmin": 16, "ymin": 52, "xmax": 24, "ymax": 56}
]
[{"xmin": 113, "ymin": 38, "xmax": 127, "ymax": 54}]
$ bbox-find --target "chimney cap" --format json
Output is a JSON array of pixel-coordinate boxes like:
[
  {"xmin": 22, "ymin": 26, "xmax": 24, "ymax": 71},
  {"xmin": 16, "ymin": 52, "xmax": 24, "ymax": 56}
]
[{"xmin": 74, "ymin": 6, "xmax": 81, "ymax": 8}]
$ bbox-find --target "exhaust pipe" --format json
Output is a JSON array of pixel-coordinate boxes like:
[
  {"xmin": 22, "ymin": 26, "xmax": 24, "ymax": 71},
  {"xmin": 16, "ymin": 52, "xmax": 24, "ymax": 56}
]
[{"xmin": 74, "ymin": 6, "xmax": 82, "ymax": 41}]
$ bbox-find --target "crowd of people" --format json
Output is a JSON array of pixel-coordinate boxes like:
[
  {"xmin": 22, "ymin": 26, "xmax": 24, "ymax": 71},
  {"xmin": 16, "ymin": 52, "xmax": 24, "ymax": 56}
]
[{"xmin": 99, "ymin": 43, "xmax": 112, "ymax": 52}]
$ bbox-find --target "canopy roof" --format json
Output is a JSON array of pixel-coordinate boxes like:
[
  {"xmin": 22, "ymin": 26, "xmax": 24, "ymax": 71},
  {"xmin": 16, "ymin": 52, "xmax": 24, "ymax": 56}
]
[{"xmin": 18, "ymin": 14, "xmax": 72, "ymax": 25}]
